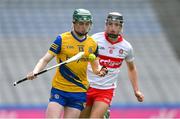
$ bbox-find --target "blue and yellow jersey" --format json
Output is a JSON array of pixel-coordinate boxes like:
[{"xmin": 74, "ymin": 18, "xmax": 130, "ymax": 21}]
[{"xmin": 48, "ymin": 31, "xmax": 98, "ymax": 92}]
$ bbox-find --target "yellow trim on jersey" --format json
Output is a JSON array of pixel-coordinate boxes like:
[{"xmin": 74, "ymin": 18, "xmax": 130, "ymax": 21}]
[{"xmin": 48, "ymin": 50, "xmax": 56, "ymax": 56}]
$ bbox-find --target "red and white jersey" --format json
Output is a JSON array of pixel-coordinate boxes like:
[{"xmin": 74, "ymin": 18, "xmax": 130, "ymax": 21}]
[{"xmin": 87, "ymin": 32, "xmax": 134, "ymax": 89}]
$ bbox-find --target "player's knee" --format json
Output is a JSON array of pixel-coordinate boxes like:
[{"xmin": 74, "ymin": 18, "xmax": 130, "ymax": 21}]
[{"xmin": 90, "ymin": 111, "xmax": 105, "ymax": 118}]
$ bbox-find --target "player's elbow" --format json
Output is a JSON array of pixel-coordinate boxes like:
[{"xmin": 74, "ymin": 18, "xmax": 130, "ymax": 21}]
[{"xmin": 39, "ymin": 57, "xmax": 49, "ymax": 66}]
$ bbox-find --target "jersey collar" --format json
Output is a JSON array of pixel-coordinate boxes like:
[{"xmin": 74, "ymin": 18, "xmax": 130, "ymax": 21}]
[{"xmin": 71, "ymin": 31, "xmax": 87, "ymax": 42}]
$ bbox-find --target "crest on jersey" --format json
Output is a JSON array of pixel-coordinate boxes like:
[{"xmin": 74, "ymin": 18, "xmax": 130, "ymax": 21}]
[
  {"xmin": 118, "ymin": 49, "xmax": 128, "ymax": 57},
  {"xmin": 119, "ymin": 49, "xmax": 124, "ymax": 54},
  {"xmin": 78, "ymin": 45, "xmax": 84, "ymax": 52},
  {"xmin": 108, "ymin": 47, "xmax": 115, "ymax": 54}
]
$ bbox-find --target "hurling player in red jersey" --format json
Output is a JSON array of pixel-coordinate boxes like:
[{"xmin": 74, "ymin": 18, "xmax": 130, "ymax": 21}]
[{"xmin": 80, "ymin": 12, "xmax": 144, "ymax": 118}]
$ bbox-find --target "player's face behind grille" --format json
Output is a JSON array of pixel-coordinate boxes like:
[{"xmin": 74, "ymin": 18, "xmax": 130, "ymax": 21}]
[
  {"xmin": 73, "ymin": 21, "xmax": 92, "ymax": 36},
  {"xmin": 105, "ymin": 20, "xmax": 123, "ymax": 38}
]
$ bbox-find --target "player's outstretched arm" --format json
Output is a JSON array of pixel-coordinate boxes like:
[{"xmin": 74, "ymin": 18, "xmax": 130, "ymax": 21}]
[
  {"xmin": 126, "ymin": 61, "xmax": 144, "ymax": 102},
  {"xmin": 27, "ymin": 52, "xmax": 54, "ymax": 80}
]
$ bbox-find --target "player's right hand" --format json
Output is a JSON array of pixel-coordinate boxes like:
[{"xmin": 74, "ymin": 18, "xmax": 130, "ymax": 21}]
[
  {"xmin": 98, "ymin": 66, "xmax": 108, "ymax": 77},
  {"xmin": 27, "ymin": 72, "xmax": 37, "ymax": 80},
  {"xmin": 135, "ymin": 91, "xmax": 144, "ymax": 102}
]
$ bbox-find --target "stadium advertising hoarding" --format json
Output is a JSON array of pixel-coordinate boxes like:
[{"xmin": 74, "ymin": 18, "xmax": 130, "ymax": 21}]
[{"xmin": 0, "ymin": 104, "xmax": 180, "ymax": 118}]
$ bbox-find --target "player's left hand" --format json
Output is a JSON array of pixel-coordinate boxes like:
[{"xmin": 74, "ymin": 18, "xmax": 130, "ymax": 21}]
[
  {"xmin": 135, "ymin": 91, "xmax": 144, "ymax": 102},
  {"xmin": 98, "ymin": 66, "xmax": 108, "ymax": 77}
]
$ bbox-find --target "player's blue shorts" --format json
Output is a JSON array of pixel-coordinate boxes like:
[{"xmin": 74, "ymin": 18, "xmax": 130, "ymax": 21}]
[{"xmin": 49, "ymin": 87, "xmax": 86, "ymax": 111}]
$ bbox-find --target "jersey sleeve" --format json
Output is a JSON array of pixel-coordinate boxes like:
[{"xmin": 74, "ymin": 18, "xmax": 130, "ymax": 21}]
[
  {"xmin": 90, "ymin": 35, "xmax": 99, "ymax": 57},
  {"xmin": 125, "ymin": 44, "xmax": 135, "ymax": 62},
  {"xmin": 48, "ymin": 35, "xmax": 62, "ymax": 56}
]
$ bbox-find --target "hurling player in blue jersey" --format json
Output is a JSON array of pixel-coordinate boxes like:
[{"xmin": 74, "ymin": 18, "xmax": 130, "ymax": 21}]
[{"xmin": 26, "ymin": 9, "xmax": 107, "ymax": 118}]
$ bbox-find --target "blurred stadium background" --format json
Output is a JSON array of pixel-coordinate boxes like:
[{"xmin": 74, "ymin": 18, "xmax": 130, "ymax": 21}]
[{"xmin": 0, "ymin": 0, "xmax": 180, "ymax": 118}]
